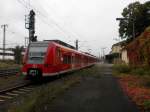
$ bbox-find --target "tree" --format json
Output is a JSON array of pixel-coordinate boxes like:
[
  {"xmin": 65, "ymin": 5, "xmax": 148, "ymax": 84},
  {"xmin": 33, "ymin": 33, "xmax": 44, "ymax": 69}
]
[
  {"xmin": 119, "ymin": 1, "xmax": 150, "ymax": 41},
  {"xmin": 13, "ymin": 46, "xmax": 24, "ymax": 64}
]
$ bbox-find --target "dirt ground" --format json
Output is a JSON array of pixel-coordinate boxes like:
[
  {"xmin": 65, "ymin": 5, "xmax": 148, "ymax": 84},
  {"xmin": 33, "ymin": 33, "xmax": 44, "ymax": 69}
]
[{"xmin": 44, "ymin": 64, "xmax": 139, "ymax": 112}]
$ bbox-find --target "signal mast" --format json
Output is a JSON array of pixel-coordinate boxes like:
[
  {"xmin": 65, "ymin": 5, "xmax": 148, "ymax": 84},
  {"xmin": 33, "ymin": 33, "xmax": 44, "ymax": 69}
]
[{"xmin": 25, "ymin": 10, "xmax": 37, "ymax": 43}]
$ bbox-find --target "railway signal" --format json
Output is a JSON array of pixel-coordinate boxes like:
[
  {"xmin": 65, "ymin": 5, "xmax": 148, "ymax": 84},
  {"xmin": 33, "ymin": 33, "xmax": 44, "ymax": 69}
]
[{"xmin": 25, "ymin": 10, "xmax": 37, "ymax": 43}]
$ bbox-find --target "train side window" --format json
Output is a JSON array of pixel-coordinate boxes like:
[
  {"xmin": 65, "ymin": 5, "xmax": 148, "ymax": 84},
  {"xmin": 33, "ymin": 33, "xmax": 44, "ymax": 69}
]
[
  {"xmin": 75, "ymin": 55, "xmax": 80, "ymax": 64},
  {"xmin": 77, "ymin": 56, "xmax": 79, "ymax": 64},
  {"xmin": 63, "ymin": 55, "xmax": 71, "ymax": 64},
  {"xmin": 68, "ymin": 55, "xmax": 71, "ymax": 64},
  {"xmin": 63, "ymin": 55, "xmax": 67, "ymax": 64},
  {"xmin": 71, "ymin": 56, "xmax": 74, "ymax": 64},
  {"xmin": 75, "ymin": 56, "xmax": 77, "ymax": 64}
]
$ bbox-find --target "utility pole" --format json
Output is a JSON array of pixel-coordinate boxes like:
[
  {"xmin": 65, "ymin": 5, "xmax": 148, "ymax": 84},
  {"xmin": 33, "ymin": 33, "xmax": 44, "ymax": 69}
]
[
  {"xmin": 131, "ymin": 2, "xmax": 135, "ymax": 39},
  {"xmin": 99, "ymin": 52, "xmax": 101, "ymax": 61},
  {"xmin": 1, "ymin": 24, "xmax": 8, "ymax": 60},
  {"xmin": 75, "ymin": 39, "xmax": 78, "ymax": 50},
  {"xmin": 101, "ymin": 47, "xmax": 106, "ymax": 62}
]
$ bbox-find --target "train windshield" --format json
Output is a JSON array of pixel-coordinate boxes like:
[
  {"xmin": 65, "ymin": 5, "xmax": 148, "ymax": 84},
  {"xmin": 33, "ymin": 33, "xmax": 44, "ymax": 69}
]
[{"xmin": 28, "ymin": 42, "xmax": 49, "ymax": 64}]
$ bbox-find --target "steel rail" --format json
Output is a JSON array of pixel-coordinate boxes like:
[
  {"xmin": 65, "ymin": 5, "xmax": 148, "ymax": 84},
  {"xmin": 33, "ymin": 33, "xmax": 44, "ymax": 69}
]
[
  {"xmin": 0, "ymin": 68, "xmax": 20, "ymax": 77},
  {"xmin": 0, "ymin": 81, "xmax": 31, "ymax": 94}
]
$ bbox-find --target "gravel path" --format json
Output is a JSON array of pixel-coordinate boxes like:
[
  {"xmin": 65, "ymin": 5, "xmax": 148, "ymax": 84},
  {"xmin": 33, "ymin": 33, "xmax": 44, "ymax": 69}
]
[{"xmin": 46, "ymin": 64, "xmax": 139, "ymax": 112}]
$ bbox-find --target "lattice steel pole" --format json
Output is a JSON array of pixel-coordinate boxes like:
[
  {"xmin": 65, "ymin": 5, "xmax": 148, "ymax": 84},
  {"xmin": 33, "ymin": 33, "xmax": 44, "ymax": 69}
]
[{"xmin": 1, "ymin": 24, "xmax": 8, "ymax": 60}]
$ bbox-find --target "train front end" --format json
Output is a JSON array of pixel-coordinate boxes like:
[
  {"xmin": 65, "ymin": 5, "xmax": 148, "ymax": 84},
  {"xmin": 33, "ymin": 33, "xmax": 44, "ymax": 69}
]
[{"xmin": 22, "ymin": 41, "xmax": 51, "ymax": 79}]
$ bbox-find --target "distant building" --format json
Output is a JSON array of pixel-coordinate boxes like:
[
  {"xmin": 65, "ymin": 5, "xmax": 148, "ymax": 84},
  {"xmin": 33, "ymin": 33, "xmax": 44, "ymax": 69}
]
[
  {"xmin": 0, "ymin": 48, "xmax": 25, "ymax": 60},
  {"xmin": 0, "ymin": 48, "xmax": 14, "ymax": 60},
  {"xmin": 111, "ymin": 43, "xmax": 122, "ymax": 54},
  {"xmin": 106, "ymin": 40, "xmax": 128, "ymax": 64},
  {"xmin": 106, "ymin": 40, "xmax": 129, "ymax": 64}
]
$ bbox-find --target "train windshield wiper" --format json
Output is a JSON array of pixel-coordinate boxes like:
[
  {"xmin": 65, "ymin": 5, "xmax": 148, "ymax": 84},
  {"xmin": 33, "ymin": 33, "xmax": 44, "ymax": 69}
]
[{"xmin": 29, "ymin": 56, "xmax": 44, "ymax": 59}]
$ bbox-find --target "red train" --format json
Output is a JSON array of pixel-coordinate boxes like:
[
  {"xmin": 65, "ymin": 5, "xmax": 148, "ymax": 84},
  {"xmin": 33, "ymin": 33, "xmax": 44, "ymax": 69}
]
[{"xmin": 22, "ymin": 40, "xmax": 98, "ymax": 79}]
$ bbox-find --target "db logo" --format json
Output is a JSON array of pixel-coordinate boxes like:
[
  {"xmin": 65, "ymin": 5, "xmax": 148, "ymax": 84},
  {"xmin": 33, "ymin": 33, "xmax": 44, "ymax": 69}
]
[{"xmin": 33, "ymin": 64, "xmax": 37, "ymax": 68}]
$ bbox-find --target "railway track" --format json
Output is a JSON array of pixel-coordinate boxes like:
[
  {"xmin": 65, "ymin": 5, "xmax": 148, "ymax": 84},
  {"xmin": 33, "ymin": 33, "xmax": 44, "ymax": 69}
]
[
  {"xmin": 0, "ymin": 68, "xmax": 20, "ymax": 77},
  {"xmin": 0, "ymin": 81, "xmax": 33, "ymax": 103}
]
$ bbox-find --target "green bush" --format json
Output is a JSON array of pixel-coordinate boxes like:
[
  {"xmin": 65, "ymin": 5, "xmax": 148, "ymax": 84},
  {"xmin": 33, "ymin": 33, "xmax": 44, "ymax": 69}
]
[
  {"xmin": 143, "ymin": 100, "xmax": 150, "ymax": 110},
  {"xmin": 144, "ymin": 70, "xmax": 150, "ymax": 76},
  {"xmin": 114, "ymin": 64, "xmax": 150, "ymax": 76},
  {"xmin": 131, "ymin": 68, "xmax": 145, "ymax": 75},
  {"xmin": 113, "ymin": 64, "xmax": 131, "ymax": 74},
  {"xmin": 131, "ymin": 67, "xmax": 150, "ymax": 76}
]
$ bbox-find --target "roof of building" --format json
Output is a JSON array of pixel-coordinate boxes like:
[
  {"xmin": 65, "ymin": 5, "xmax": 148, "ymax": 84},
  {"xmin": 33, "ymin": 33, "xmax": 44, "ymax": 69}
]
[{"xmin": 112, "ymin": 40, "xmax": 127, "ymax": 47}]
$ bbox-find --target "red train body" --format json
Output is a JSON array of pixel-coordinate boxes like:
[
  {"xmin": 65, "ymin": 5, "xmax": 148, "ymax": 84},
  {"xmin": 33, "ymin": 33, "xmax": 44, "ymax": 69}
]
[{"xmin": 22, "ymin": 40, "xmax": 98, "ymax": 79}]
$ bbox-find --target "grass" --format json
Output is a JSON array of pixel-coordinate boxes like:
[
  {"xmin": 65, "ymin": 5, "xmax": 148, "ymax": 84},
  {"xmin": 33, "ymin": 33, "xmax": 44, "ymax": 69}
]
[
  {"xmin": 8, "ymin": 65, "xmax": 101, "ymax": 112},
  {"xmin": 143, "ymin": 100, "xmax": 150, "ymax": 110},
  {"xmin": 113, "ymin": 64, "xmax": 150, "ymax": 111},
  {"xmin": 0, "ymin": 60, "xmax": 23, "ymax": 90},
  {"xmin": 113, "ymin": 64, "xmax": 131, "ymax": 74},
  {"xmin": 131, "ymin": 67, "xmax": 150, "ymax": 76},
  {"xmin": 113, "ymin": 64, "xmax": 150, "ymax": 76},
  {"xmin": 0, "ymin": 60, "xmax": 21, "ymax": 69},
  {"xmin": 78, "ymin": 65, "xmax": 102, "ymax": 78},
  {"xmin": 0, "ymin": 74, "xmax": 25, "ymax": 90}
]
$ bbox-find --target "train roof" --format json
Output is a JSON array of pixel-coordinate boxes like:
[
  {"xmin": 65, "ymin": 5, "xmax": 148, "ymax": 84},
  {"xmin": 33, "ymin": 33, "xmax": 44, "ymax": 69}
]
[
  {"xmin": 30, "ymin": 40, "xmax": 97, "ymax": 59},
  {"xmin": 52, "ymin": 41, "xmax": 97, "ymax": 58},
  {"xmin": 44, "ymin": 40, "xmax": 76, "ymax": 50}
]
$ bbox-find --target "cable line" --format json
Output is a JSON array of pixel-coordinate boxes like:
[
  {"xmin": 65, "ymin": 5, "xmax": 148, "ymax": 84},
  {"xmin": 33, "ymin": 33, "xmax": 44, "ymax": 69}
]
[{"xmin": 17, "ymin": 0, "xmax": 79, "ymax": 40}]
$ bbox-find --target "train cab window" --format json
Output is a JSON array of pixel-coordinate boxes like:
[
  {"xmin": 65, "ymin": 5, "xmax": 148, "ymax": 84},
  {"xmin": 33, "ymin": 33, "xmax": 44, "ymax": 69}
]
[{"xmin": 28, "ymin": 42, "xmax": 48, "ymax": 64}]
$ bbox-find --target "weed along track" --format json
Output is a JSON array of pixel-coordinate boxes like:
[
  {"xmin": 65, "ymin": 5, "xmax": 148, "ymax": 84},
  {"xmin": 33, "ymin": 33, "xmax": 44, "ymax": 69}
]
[{"xmin": 0, "ymin": 81, "xmax": 33, "ymax": 103}]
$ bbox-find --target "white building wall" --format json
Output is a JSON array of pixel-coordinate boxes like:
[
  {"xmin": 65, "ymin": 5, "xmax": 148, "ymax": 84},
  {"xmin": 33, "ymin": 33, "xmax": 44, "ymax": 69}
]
[
  {"xmin": 121, "ymin": 50, "xmax": 129, "ymax": 64},
  {"xmin": 0, "ymin": 50, "xmax": 25, "ymax": 60},
  {"xmin": 0, "ymin": 50, "xmax": 14, "ymax": 60}
]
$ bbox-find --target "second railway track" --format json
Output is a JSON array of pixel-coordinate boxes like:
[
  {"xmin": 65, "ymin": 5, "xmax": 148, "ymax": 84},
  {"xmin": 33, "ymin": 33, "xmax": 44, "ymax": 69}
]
[
  {"xmin": 0, "ymin": 68, "xmax": 20, "ymax": 77},
  {"xmin": 0, "ymin": 81, "xmax": 33, "ymax": 103}
]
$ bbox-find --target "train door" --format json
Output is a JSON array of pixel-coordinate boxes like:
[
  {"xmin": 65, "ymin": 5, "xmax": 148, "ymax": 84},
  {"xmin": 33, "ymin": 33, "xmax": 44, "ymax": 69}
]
[
  {"xmin": 81, "ymin": 55, "xmax": 84, "ymax": 67},
  {"xmin": 55, "ymin": 47, "xmax": 61, "ymax": 65},
  {"xmin": 71, "ymin": 53, "xmax": 75, "ymax": 69}
]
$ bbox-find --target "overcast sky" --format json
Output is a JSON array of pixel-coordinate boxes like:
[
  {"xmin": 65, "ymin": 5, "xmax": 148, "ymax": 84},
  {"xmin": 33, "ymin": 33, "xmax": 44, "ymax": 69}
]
[{"xmin": 0, "ymin": 0, "xmax": 148, "ymax": 56}]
